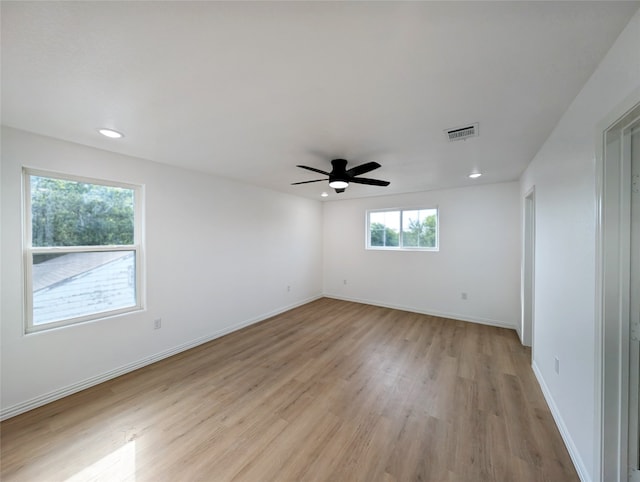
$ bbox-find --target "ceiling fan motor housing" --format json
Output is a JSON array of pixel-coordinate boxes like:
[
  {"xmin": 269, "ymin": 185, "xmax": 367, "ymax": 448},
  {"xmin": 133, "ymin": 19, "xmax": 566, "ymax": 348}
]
[{"xmin": 330, "ymin": 158, "xmax": 349, "ymax": 183}]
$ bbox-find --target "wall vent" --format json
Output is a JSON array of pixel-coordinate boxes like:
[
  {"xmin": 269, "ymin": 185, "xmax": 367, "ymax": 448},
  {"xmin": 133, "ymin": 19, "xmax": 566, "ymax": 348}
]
[{"xmin": 446, "ymin": 123, "xmax": 479, "ymax": 142}]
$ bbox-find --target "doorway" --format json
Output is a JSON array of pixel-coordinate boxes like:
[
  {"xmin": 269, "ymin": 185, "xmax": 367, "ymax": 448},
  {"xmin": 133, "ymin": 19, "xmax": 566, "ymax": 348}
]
[
  {"xmin": 522, "ymin": 188, "xmax": 535, "ymax": 348},
  {"xmin": 599, "ymin": 102, "xmax": 640, "ymax": 482}
]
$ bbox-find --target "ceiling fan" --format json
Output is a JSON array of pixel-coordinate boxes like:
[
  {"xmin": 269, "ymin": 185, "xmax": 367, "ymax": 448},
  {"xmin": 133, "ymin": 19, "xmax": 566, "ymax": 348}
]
[{"xmin": 292, "ymin": 158, "xmax": 390, "ymax": 193}]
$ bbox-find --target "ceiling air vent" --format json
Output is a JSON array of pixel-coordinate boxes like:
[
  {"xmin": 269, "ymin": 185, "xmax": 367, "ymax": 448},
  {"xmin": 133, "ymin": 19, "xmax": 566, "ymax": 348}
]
[{"xmin": 446, "ymin": 123, "xmax": 479, "ymax": 142}]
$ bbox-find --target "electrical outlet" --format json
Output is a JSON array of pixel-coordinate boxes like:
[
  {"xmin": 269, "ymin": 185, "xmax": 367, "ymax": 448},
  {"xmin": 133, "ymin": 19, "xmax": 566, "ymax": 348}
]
[
  {"xmin": 461, "ymin": 292, "xmax": 468, "ymax": 300},
  {"xmin": 554, "ymin": 356, "xmax": 560, "ymax": 374},
  {"xmin": 287, "ymin": 285, "xmax": 291, "ymax": 292},
  {"xmin": 343, "ymin": 279, "xmax": 347, "ymax": 285},
  {"xmin": 154, "ymin": 318, "xmax": 162, "ymax": 330}
]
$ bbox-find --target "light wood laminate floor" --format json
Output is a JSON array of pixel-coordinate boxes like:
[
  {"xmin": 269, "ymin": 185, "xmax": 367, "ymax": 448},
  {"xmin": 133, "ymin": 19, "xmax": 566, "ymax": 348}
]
[{"xmin": 1, "ymin": 298, "xmax": 578, "ymax": 481}]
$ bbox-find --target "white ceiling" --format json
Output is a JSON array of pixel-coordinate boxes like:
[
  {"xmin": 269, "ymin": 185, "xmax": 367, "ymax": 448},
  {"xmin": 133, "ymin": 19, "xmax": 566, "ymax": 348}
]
[{"xmin": 2, "ymin": 1, "xmax": 639, "ymax": 200}]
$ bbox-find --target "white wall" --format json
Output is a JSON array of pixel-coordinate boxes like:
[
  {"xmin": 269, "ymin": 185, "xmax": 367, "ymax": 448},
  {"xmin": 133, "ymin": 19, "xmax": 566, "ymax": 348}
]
[
  {"xmin": 0, "ymin": 127, "xmax": 323, "ymax": 418},
  {"xmin": 323, "ymin": 182, "xmax": 521, "ymax": 329},
  {"xmin": 520, "ymin": 10, "xmax": 640, "ymax": 482}
]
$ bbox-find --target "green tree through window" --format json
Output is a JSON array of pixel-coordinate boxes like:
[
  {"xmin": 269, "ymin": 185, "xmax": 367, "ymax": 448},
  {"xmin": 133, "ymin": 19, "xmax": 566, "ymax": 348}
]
[
  {"xmin": 368, "ymin": 208, "xmax": 438, "ymax": 250},
  {"xmin": 31, "ymin": 176, "xmax": 134, "ymax": 250},
  {"xmin": 403, "ymin": 213, "xmax": 436, "ymax": 248},
  {"xmin": 25, "ymin": 170, "xmax": 142, "ymax": 332},
  {"xmin": 369, "ymin": 222, "xmax": 399, "ymax": 247}
]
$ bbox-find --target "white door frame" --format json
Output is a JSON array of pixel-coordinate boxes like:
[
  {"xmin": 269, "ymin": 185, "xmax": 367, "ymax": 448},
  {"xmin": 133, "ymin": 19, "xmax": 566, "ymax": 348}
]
[
  {"xmin": 595, "ymin": 92, "xmax": 640, "ymax": 482},
  {"xmin": 630, "ymin": 119, "xmax": 640, "ymax": 482},
  {"xmin": 521, "ymin": 188, "xmax": 535, "ymax": 348}
]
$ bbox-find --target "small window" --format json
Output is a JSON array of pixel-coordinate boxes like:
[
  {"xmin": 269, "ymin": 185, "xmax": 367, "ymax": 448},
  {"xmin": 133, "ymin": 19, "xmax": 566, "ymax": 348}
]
[
  {"xmin": 23, "ymin": 169, "xmax": 144, "ymax": 333},
  {"xmin": 367, "ymin": 208, "xmax": 438, "ymax": 250}
]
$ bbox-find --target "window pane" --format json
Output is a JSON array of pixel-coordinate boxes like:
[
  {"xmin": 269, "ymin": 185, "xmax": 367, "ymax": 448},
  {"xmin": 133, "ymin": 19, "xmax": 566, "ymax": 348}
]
[
  {"xmin": 369, "ymin": 211, "xmax": 400, "ymax": 247},
  {"xmin": 31, "ymin": 176, "xmax": 134, "ymax": 247},
  {"xmin": 402, "ymin": 209, "xmax": 437, "ymax": 248},
  {"xmin": 32, "ymin": 251, "xmax": 136, "ymax": 325},
  {"xmin": 402, "ymin": 210, "xmax": 420, "ymax": 247}
]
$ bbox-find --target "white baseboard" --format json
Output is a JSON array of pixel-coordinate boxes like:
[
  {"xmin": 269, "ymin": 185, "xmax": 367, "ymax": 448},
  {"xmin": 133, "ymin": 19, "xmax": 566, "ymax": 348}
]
[
  {"xmin": 515, "ymin": 324, "xmax": 523, "ymax": 344},
  {"xmin": 0, "ymin": 295, "xmax": 322, "ymax": 421},
  {"xmin": 323, "ymin": 293, "xmax": 517, "ymax": 331},
  {"xmin": 532, "ymin": 361, "xmax": 591, "ymax": 482}
]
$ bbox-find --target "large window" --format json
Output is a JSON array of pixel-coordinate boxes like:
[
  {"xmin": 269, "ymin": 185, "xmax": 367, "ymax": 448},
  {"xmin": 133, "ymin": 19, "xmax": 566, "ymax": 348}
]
[
  {"xmin": 367, "ymin": 208, "xmax": 438, "ymax": 250},
  {"xmin": 23, "ymin": 169, "xmax": 143, "ymax": 333}
]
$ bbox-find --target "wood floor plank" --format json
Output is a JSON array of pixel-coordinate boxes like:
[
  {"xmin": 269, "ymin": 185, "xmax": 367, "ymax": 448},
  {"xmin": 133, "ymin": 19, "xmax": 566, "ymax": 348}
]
[{"xmin": 0, "ymin": 298, "xmax": 578, "ymax": 481}]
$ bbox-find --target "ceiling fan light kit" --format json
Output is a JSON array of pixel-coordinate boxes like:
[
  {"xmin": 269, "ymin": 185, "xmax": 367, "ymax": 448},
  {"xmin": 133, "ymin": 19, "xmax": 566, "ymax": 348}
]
[
  {"xmin": 292, "ymin": 158, "xmax": 390, "ymax": 194},
  {"xmin": 328, "ymin": 180, "xmax": 349, "ymax": 189}
]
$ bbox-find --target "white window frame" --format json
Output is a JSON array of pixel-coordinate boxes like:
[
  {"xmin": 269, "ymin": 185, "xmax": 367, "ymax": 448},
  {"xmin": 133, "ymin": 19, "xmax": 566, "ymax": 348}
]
[
  {"xmin": 23, "ymin": 168, "xmax": 144, "ymax": 333},
  {"xmin": 366, "ymin": 207, "xmax": 439, "ymax": 251}
]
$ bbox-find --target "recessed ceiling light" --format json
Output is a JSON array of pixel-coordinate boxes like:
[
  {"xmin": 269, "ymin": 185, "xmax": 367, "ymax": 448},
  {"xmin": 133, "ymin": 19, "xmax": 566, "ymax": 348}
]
[
  {"xmin": 98, "ymin": 128, "xmax": 124, "ymax": 139},
  {"xmin": 321, "ymin": 192, "xmax": 328, "ymax": 197},
  {"xmin": 468, "ymin": 172, "xmax": 482, "ymax": 179}
]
